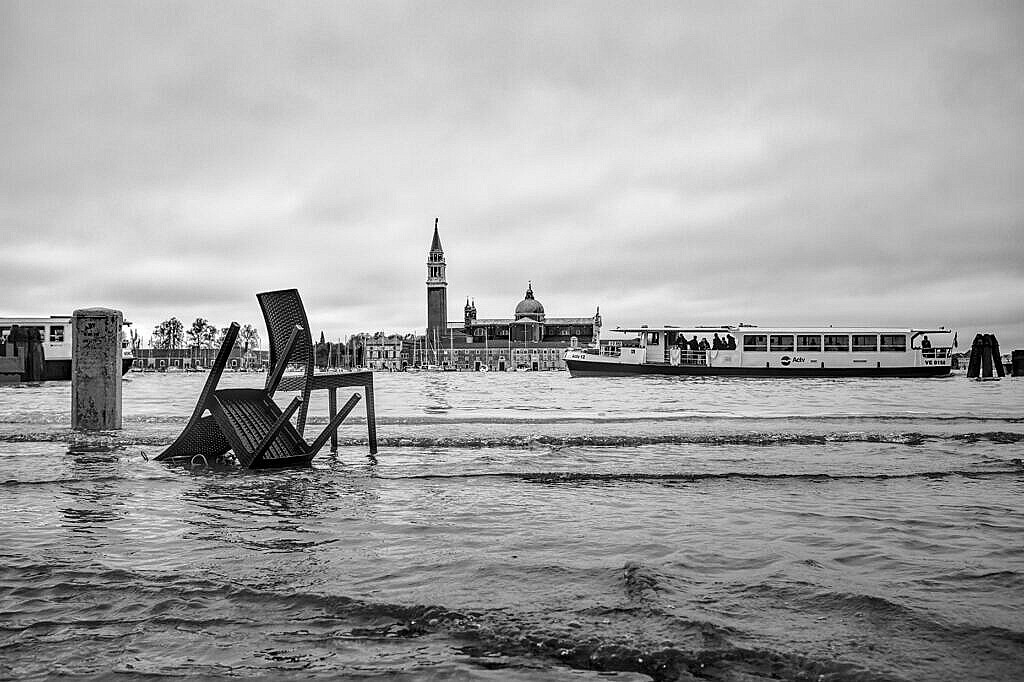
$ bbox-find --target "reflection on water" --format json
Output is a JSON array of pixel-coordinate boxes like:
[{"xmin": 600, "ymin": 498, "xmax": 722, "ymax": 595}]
[
  {"xmin": 422, "ymin": 373, "xmax": 453, "ymax": 414},
  {"xmin": 59, "ymin": 447, "xmax": 129, "ymax": 532}
]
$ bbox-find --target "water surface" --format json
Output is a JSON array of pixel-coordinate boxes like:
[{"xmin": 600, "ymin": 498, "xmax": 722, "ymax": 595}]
[{"xmin": 1, "ymin": 371, "xmax": 1022, "ymax": 680}]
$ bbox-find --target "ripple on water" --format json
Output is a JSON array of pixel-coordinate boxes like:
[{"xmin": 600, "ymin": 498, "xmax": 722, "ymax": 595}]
[{"xmin": 1, "ymin": 374, "xmax": 1023, "ymax": 680}]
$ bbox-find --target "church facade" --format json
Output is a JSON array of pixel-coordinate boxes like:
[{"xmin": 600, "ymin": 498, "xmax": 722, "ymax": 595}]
[{"xmin": 422, "ymin": 221, "xmax": 600, "ymax": 371}]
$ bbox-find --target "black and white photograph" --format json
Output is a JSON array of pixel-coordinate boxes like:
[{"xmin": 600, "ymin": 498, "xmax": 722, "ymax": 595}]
[{"xmin": 2, "ymin": 1, "xmax": 1022, "ymax": 680}]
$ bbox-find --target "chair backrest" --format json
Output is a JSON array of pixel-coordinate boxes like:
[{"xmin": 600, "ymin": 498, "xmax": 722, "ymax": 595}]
[{"xmin": 257, "ymin": 289, "xmax": 314, "ymax": 386}]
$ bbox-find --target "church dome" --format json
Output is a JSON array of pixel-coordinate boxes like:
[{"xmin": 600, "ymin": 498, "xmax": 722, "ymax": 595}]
[{"xmin": 514, "ymin": 283, "xmax": 545, "ymax": 319}]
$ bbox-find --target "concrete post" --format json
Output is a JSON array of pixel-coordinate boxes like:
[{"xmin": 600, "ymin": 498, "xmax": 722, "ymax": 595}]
[{"xmin": 72, "ymin": 308, "xmax": 123, "ymax": 431}]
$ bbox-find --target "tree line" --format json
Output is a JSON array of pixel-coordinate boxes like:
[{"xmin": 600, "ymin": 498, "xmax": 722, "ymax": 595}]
[{"xmin": 148, "ymin": 317, "xmax": 260, "ymax": 354}]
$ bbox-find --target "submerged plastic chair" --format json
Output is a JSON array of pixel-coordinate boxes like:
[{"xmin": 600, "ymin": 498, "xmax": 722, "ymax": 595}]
[
  {"xmin": 257, "ymin": 288, "xmax": 377, "ymax": 455},
  {"xmin": 155, "ymin": 322, "xmax": 239, "ymax": 462},
  {"xmin": 208, "ymin": 325, "xmax": 363, "ymax": 469}
]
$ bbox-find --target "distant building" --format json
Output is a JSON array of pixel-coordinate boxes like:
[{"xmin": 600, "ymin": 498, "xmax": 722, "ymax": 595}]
[
  {"xmin": 422, "ymin": 221, "xmax": 600, "ymax": 370},
  {"xmin": 133, "ymin": 347, "xmax": 268, "ymax": 371},
  {"xmin": 360, "ymin": 332, "xmax": 407, "ymax": 371},
  {"xmin": 426, "ymin": 218, "xmax": 448, "ymax": 344}
]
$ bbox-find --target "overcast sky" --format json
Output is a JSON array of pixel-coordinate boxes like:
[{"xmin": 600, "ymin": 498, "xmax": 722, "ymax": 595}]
[{"xmin": 3, "ymin": 1, "xmax": 1022, "ymax": 349}]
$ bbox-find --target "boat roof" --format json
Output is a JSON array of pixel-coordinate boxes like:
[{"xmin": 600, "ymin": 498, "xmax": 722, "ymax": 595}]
[
  {"xmin": 1, "ymin": 316, "xmax": 131, "ymax": 326},
  {"xmin": 612, "ymin": 325, "xmax": 953, "ymax": 334},
  {"xmin": 0, "ymin": 316, "xmax": 72, "ymax": 324}
]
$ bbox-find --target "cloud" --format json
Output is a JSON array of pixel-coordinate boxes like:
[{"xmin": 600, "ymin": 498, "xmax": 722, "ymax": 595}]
[{"xmin": 1, "ymin": 1, "xmax": 1022, "ymax": 348}]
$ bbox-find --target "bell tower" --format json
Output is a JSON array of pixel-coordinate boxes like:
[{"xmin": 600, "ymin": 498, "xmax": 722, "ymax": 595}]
[{"xmin": 426, "ymin": 218, "xmax": 448, "ymax": 342}]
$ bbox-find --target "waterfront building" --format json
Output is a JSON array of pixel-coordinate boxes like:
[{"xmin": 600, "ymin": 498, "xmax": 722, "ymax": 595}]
[
  {"xmin": 423, "ymin": 222, "xmax": 600, "ymax": 371},
  {"xmin": 133, "ymin": 347, "xmax": 268, "ymax": 371},
  {"xmin": 361, "ymin": 332, "xmax": 408, "ymax": 371}
]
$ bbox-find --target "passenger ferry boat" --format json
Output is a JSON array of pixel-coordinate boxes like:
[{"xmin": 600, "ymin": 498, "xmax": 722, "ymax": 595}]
[
  {"xmin": 0, "ymin": 316, "xmax": 134, "ymax": 380},
  {"xmin": 565, "ymin": 325, "xmax": 954, "ymax": 378}
]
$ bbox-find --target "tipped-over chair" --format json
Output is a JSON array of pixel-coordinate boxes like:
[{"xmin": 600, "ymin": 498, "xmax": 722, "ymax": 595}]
[
  {"xmin": 209, "ymin": 325, "xmax": 363, "ymax": 468},
  {"xmin": 155, "ymin": 322, "xmax": 239, "ymax": 462},
  {"xmin": 257, "ymin": 288, "xmax": 377, "ymax": 456}
]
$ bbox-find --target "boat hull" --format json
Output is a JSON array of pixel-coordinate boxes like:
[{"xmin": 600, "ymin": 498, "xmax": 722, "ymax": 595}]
[
  {"xmin": 40, "ymin": 358, "xmax": 135, "ymax": 381},
  {"xmin": 565, "ymin": 357, "xmax": 951, "ymax": 378}
]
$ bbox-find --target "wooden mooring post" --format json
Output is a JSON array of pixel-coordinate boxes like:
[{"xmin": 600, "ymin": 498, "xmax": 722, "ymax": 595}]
[
  {"xmin": 967, "ymin": 332, "xmax": 1005, "ymax": 381},
  {"xmin": 72, "ymin": 308, "xmax": 123, "ymax": 430}
]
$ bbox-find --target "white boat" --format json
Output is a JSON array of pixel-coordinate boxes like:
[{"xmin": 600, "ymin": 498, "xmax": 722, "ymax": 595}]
[
  {"xmin": 565, "ymin": 325, "xmax": 954, "ymax": 378},
  {"xmin": 0, "ymin": 316, "xmax": 134, "ymax": 380}
]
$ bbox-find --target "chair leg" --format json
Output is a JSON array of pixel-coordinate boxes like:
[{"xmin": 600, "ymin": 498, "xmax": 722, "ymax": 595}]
[
  {"xmin": 308, "ymin": 394, "xmax": 361, "ymax": 454},
  {"xmin": 364, "ymin": 378, "xmax": 378, "ymax": 455},
  {"xmin": 296, "ymin": 389, "xmax": 310, "ymax": 438},
  {"xmin": 328, "ymin": 388, "xmax": 338, "ymax": 453},
  {"xmin": 252, "ymin": 397, "xmax": 303, "ymax": 467}
]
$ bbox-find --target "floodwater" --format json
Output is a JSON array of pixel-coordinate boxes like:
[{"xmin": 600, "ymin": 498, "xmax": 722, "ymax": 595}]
[{"xmin": 1, "ymin": 370, "xmax": 1022, "ymax": 680}]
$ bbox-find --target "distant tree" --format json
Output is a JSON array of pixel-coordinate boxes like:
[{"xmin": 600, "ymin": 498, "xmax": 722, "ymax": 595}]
[
  {"xmin": 240, "ymin": 324, "xmax": 260, "ymax": 353},
  {"xmin": 187, "ymin": 318, "xmax": 209, "ymax": 350},
  {"xmin": 128, "ymin": 328, "xmax": 142, "ymax": 352},
  {"xmin": 201, "ymin": 322, "xmax": 218, "ymax": 349},
  {"xmin": 152, "ymin": 317, "xmax": 184, "ymax": 349}
]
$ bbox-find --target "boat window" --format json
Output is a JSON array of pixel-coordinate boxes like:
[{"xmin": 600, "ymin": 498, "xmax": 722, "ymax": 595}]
[
  {"xmin": 647, "ymin": 332, "xmax": 660, "ymax": 345},
  {"xmin": 852, "ymin": 335, "xmax": 877, "ymax": 352},
  {"xmin": 880, "ymin": 334, "xmax": 906, "ymax": 352},
  {"xmin": 743, "ymin": 334, "xmax": 767, "ymax": 352},
  {"xmin": 49, "ymin": 326, "xmax": 65, "ymax": 343},
  {"xmin": 769, "ymin": 335, "xmax": 794, "ymax": 352},
  {"xmin": 824, "ymin": 334, "xmax": 849, "ymax": 352},
  {"xmin": 797, "ymin": 335, "xmax": 821, "ymax": 352}
]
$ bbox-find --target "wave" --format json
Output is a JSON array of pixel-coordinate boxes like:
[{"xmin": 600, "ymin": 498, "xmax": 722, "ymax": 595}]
[
  {"xmin": 383, "ymin": 468, "xmax": 1024, "ymax": 484},
  {"xmin": 6, "ymin": 466, "xmax": 1019, "ymax": 490},
  {"xmin": 0, "ymin": 561, "xmax": 892, "ymax": 682},
  {"xmin": 2, "ymin": 413, "xmax": 1022, "ymax": 426},
  {"xmin": 2, "ymin": 431, "xmax": 1024, "ymax": 450}
]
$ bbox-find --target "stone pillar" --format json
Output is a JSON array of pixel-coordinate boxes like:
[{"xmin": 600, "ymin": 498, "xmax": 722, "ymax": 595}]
[{"xmin": 72, "ymin": 308, "xmax": 123, "ymax": 431}]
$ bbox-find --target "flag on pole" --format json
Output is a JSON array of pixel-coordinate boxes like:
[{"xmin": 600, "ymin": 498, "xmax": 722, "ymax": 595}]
[{"xmin": 953, "ymin": 332, "xmax": 958, "ymax": 349}]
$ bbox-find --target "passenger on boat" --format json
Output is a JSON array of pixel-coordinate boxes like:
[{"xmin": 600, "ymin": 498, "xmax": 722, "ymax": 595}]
[
  {"xmin": 921, "ymin": 335, "xmax": 931, "ymax": 349},
  {"xmin": 712, "ymin": 333, "xmax": 723, "ymax": 350},
  {"xmin": 698, "ymin": 338, "xmax": 710, "ymax": 351},
  {"xmin": 726, "ymin": 334, "xmax": 737, "ymax": 350},
  {"xmin": 688, "ymin": 336, "xmax": 700, "ymax": 351}
]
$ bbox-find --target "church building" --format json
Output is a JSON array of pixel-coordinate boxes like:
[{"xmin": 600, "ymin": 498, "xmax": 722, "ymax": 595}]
[{"xmin": 422, "ymin": 220, "xmax": 600, "ymax": 371}]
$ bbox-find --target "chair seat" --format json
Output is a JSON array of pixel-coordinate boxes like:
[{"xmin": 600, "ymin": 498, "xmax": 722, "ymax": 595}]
[
  {"xmin": 277, "ymin": 370, "xmax": 373, "ymax": 392},
  {"xmin": 211, "ymin": 388, "xmax": 313, "ymax": 468}
]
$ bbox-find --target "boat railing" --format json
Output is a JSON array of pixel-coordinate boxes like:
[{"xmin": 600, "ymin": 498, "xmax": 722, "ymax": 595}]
[
  {"xmin": 667, "ymin": 348, "xmax": 708, "ymax": 366},
  {"xmin": 921, "ymin": 347, "xmax": 951, "ymax": 365}
]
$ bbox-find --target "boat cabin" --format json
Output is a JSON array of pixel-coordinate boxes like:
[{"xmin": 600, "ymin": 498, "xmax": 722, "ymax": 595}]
[{"xmin": 614, "ymin": 325, "xmax": 953, "ymax": 370}]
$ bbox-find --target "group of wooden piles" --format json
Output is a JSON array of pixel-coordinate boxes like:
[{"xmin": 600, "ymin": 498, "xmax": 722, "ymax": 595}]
[{"xmin": 967, "ymin": 333, "xmax": 1004, "ymax": 380}]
